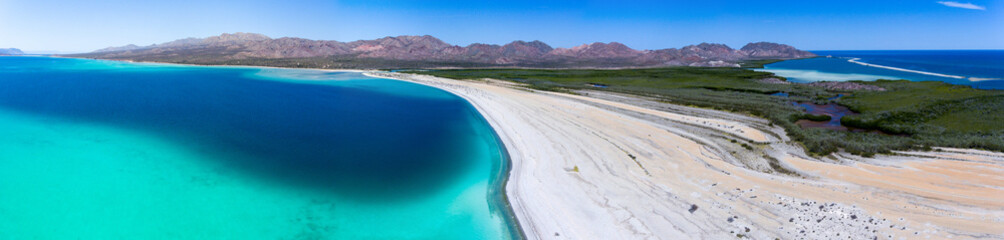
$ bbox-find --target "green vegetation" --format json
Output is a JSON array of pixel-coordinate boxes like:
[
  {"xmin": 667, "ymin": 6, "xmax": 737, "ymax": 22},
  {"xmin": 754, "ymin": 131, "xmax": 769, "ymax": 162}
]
[
  {"xmin": 73, "ymin": 51, "xmax": 514, "ymax": 69},
  {"xmin": 798, "ymin": 113, "xmax": 832, "ymax": 122},
  {"xmin": 74, "ymin": 50, "xmax": 675, "ymax": 69},
  {"xmin": 738, "ymin": 59, "xmax": 786, "ymax": 68},
  {"xmin": 839, "ymin": 80, "xmax": 1004, "ymax": 151},
  {"xmin": 406, "ymin": 68, "xmax": 1004, "ymax": 156},
  {"xmin": 405, "ymin": 67, "xmax": 827, "ymax": 95}
]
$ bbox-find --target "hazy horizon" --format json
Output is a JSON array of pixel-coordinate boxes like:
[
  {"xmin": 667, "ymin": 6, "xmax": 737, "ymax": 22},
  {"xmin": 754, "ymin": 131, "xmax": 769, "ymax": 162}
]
[{"xmin": 2, "ymin": 0, "xmax": 1002, "ymax": 52}]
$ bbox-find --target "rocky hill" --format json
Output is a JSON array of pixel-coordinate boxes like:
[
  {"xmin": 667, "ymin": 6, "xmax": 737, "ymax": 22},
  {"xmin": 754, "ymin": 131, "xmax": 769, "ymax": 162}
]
[
  {"xmin": 0, "ymin": 48, "xmax": 24, "ymax": 55},
  {"xmin": 71, "ymin": 33, "xmax": 816, "ymax": 69},
  {"xmin": 741, "ymin": 42, "xmax": 817, "ymax": 59}
]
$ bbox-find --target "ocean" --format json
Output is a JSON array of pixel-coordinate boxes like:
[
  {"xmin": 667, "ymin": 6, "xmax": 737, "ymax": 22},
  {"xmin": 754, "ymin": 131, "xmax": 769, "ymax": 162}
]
[
  {"xmin": 0, "ymin": 56, "xmax": 519, "ymax": 239},
  {"xmin": 759, "ymin": 50, "xmax": 1004, "ymax": 89}
]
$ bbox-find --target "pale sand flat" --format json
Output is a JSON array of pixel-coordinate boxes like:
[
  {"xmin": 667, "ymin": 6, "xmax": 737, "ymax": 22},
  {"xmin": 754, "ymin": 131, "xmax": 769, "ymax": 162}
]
[{"xmin": 367, "ymin": 72, "xmax": 1004, "ymax": 240}]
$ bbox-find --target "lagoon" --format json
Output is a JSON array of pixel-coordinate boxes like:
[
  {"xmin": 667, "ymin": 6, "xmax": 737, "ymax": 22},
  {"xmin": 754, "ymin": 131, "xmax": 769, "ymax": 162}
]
[{"xmin": 0, "ymin": 56, "xmax": 518, "ymax": 239}]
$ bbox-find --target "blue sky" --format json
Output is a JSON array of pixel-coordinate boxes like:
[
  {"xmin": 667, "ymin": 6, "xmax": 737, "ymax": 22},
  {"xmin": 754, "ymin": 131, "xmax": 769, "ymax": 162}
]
[{"xmin": 1, "ymin": 0, "xmax": 1001, "ymax": 52}]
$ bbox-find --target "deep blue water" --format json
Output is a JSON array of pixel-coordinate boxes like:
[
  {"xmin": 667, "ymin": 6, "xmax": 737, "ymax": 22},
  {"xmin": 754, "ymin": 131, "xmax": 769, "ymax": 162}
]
[
  {"xmin": 815, "ymin": 50, "xmax": 1004, "ymax": 79},
  {"xmin": 0, "ymin": 57, "xmax": 481, "ymax": 197},
  {"xmin": 761, "ymin": 50, "xmax": 1004, "ymax": 89},
  {"xmin": 0, "ymin": 56, "xmax": 518, "ymax": 238}
]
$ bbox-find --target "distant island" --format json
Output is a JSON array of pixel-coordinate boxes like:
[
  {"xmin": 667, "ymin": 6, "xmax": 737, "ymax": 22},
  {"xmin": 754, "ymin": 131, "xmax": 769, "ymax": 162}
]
[
  {"xmin": 69, "ymin": 33, "xmax": 815, "ymax": 69},
  {"xmin": 0, "ymin": 48, "xmax": 24, "ymax": 55}
]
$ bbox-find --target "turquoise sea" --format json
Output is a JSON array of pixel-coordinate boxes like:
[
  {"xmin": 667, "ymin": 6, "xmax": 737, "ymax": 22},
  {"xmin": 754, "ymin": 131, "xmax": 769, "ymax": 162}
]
[
  {"xmin": 0, "ymin": 56, "xmax": 519, "ymax": 239},
  {"xmin": 759, "ymin": 50, "xmax": 1004, "ymax": 90}
]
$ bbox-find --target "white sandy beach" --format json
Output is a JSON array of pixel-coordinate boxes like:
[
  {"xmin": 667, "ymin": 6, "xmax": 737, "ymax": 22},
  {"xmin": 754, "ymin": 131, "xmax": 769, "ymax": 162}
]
[{"xmin": 368, "ymin": 72, "xmax": 1004, "ymax": 240}]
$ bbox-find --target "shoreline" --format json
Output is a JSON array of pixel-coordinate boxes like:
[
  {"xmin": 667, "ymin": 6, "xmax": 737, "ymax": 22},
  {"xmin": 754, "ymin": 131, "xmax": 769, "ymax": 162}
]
[
  {"xmin": 98, "ymin": 59, "xmax": 530, "ymax": 238},
  {"xmin": 43, "ymin": 55, "xmax": 374, "ymax": 73},
  {"xmin": 846, "ymin": 57, "xmax": 968, "ymax": 79},
  {"xmin": 13, "ymin": 56, "xmax": 526, "ymax": 239},
  {"xmin": 362, "ymin": 72, "xmax": 527, "ymax": 240},
  {"xmin": 369, "ymin": 72, "xmax": 1003, "ymax": 239},
  {"xmin": 33, "ymin": 56, "xmax": 1004, "ymax": 239}
]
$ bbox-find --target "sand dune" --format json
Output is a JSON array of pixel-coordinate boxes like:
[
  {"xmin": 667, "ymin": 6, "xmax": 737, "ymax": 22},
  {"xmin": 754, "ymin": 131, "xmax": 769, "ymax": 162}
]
[{"xmin": 368, "ymin": 72, "xmax": 1003, "ymax": 240}]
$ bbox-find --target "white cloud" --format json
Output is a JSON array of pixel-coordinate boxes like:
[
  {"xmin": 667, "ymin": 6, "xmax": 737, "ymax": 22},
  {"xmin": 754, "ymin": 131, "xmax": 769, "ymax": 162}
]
[{"xmin": 937, "ymin": 1, "xmax": 987, "ymax": 10}]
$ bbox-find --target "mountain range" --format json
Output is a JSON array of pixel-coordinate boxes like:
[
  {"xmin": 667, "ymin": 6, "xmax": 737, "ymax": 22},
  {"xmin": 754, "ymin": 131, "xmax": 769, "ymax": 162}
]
[
  {"xmin": 0, "ymin": 48, "xmax": 24, "ymax": 55},
  {"xmin": 71, "ymin": 33, "xmax": 816, "ymax": 69}
]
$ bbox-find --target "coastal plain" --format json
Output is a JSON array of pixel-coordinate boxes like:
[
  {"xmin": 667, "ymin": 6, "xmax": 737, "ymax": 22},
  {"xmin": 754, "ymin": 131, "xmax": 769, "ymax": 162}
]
[{"xmin": 369, "ymin": 72, "xmax": 1004, "ymax": 240}]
